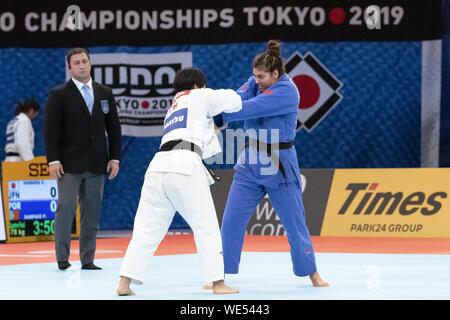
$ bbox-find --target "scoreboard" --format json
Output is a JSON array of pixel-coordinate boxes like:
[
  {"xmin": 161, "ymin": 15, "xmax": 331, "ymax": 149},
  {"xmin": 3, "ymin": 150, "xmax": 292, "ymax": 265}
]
[
  {"xmin": 8, "ymin": 179, "xmax": 58, "ymax": 237},
  {"xmin": 1, "ymin": 156, "xmax": 80, "ymax": 243}
]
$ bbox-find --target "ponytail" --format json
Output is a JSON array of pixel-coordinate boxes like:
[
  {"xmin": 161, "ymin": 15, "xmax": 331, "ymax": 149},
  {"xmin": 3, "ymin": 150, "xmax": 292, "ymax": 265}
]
[{"xmin": 252, "ymin": 39, "xmax": 285, "ymax": 75}]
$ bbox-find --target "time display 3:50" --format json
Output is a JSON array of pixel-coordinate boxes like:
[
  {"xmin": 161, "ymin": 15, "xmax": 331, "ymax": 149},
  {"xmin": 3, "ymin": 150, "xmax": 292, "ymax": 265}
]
[{"xmin": 32, "ymin": 220, "xmax": 55, "ymax": 236}]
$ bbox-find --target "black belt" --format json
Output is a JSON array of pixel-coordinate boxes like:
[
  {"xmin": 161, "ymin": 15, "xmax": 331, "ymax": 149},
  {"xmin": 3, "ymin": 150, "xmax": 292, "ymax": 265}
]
[
  {"xmin": 6, "ymin": 152, "xmax": 20, "ymax": 157},
  {"xmin": 159, "ymin": 139, "xmax": 202, "ymax": 157},
  {"xmin": 245, "ymin": 139, "xmax": 294, "ymax": 178},
  {"xmin": 159, "ymin": 139, "xmax": 221, "ymax": 182}
]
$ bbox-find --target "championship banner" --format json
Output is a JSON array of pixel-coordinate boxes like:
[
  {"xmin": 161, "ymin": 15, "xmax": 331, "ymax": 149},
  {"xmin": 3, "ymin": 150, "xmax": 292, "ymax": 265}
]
[
  {"xmin": 320, "ymin": 168, "xmax": 450, "ymax": 237},
  {"xmin": 0, "ymin": 0, "xmax": 442, "ymax": 47}
]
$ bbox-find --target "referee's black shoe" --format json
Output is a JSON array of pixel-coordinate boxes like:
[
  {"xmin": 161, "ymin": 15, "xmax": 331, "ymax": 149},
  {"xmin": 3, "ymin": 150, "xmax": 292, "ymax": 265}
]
[
  {"xmin": 57, "ymin": 261, "xmax": 71, "ymax": 270},
  {"xmin": 81, "ymin": 263, "xmax": 102, "ymax": 270}
]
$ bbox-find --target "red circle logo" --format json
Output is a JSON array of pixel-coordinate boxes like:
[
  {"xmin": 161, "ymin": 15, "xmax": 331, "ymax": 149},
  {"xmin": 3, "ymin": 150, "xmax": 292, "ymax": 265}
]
[
  {"xmin": 293, "ymin": 75, "xmax": 321, "ymax": 109},
  {"xmin": 141, "ymin": 101, "xmax": 150, "ymax": 109},
  {"xmin": 329, "ymin": 7, "xmax": 346, "ymax": 25}
]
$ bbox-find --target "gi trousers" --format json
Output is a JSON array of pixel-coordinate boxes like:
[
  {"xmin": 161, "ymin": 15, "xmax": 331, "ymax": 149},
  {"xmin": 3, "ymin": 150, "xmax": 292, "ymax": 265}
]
[
  {"xmin": 120, "ymin": 168, "xmax": 224, "ymax": 284},
  {"xmin": 221, "ymin": 173, "xmax": 317, "ymax": 277}
]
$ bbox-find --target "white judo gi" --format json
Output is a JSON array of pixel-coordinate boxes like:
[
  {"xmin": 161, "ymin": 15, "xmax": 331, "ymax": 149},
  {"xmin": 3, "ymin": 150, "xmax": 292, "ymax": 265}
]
[
  {"xmin": 4, "ymin": 113, "xmax": 35, "ymax": 162},
  {"xmin": 119, "ymin": 88, "xmax": 242, "ymax": 284}
]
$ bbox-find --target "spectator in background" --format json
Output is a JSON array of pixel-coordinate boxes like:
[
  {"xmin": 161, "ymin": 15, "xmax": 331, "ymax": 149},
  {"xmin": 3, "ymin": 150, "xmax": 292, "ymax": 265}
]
[{"xmin": 4, "ymin": 99, "xmax": 40, "ymax": 162}]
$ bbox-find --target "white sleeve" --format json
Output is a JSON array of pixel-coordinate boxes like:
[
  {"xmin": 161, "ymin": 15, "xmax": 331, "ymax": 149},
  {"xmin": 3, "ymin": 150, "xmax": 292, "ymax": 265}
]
[
  {"xmin": 205, "ymin": 89, "xmax": 242, "ymax": 117},
  {"xmin": 15, "ymin": 121, "xmax": 34, "ymax": 161},
  {"xmin": 202, "ymin": 120, "xmax": 222, "ymax": 159}
]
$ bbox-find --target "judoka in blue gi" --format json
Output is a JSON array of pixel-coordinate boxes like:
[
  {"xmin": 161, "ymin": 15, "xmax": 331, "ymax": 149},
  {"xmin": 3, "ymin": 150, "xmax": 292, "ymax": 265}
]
[{"xmin": 215, "ymin": 40, "xmax": 329, "ymax": 288}]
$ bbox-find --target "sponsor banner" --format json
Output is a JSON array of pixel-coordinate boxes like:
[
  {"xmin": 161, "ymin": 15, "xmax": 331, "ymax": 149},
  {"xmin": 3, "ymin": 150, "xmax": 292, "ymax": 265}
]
[
  {"xmin": 247, "ymin": 169, "xmax": 334, "ymax": 236},
  {"xmin": 301, "ymin": 169, "xmax": 335, "ymax": 235},
  {"xmin": 211, "ymin": 169, "xmax": 333, "ymax": 236},
  {"xmin": 66, "ymin": 52, "xmax": 192, "ymax": 137},
  {"xmin": 0, "ymin": 0, "xmax": 442, "ymax": 48},
  {"xmin": 321, "ymin": 168, "xmax": 450, "ymax": 237}
]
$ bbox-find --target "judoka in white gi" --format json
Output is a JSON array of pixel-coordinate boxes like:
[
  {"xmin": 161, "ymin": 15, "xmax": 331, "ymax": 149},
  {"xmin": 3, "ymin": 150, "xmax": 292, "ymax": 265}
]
[
  {"xmin": 116, "ymin": 67, "xmax": 241, "ymax": 296},
  {"xmin": 4, "ymin": 99, "xmax": 40, "ymax": 162}
]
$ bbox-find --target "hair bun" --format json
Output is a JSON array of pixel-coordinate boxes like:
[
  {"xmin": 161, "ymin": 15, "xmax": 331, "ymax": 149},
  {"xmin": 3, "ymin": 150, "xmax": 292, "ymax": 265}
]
[{"xmin": 267, "ymin": 40, "xmax": 281, "ymax": 57}]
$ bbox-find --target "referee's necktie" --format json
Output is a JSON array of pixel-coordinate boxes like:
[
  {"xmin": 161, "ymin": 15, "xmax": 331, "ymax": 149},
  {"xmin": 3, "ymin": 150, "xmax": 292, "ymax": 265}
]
[{"xmin": 82, "ymin": 84, "xmax": 93, "ymax": 114}]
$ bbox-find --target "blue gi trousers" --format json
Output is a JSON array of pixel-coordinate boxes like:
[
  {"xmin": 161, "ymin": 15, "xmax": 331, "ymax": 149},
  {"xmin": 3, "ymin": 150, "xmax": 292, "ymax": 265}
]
[{"xmin": 221, "ymin": 173, "xmax": 317, "ymax": 277}]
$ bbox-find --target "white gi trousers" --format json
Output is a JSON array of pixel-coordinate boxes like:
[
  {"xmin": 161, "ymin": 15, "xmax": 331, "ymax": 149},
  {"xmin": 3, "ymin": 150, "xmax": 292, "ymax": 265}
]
[{"xmin": 119, "ymin": 164, "xmax": 224, "ymax": 284}]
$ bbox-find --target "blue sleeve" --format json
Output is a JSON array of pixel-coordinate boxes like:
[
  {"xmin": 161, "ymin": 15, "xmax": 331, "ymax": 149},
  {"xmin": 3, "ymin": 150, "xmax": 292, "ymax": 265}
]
[
  {"xmin": 213, "ymin": 114, "xmax": 224, "ymax": 127},
  {"xmin": 223, "ymin": 84, "xmax": 298, "ymax": 123},
  {"xmin": 236, "ymin": 76, "xmax": 258, "ymax": 101}
]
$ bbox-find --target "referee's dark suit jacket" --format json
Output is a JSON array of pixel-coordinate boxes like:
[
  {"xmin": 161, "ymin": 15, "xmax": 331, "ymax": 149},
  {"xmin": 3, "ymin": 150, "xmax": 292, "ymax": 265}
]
[{"xmin": 43, "ymin": 79, "xmax": 122, "ymax": 172}]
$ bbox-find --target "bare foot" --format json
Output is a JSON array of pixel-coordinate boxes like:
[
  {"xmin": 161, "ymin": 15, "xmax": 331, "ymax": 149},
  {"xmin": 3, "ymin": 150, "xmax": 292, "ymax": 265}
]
[
  {"xmin": 203, "ymin": 282, "xmax": 213, "ymax": 290},
  {"xmin": 116, "ymin": 287, "xmax": 135, "ymax": 296},
  {"xmin": 310, "ymin": 272, "xmax": 330, "ymax": 287},
  {"xmin": 212, "ymin": 280, "xmax": 239, "ymax": 295},
  {"xmin": 116, "ymin": 276, "xmax": 136, "ymax": 296}
]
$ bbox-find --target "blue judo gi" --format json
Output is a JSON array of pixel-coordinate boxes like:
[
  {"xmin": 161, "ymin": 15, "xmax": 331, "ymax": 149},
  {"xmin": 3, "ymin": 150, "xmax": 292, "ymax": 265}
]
[{"xmin": 218, "ymin": 73, "xmax": 317, "ymax": 277}]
